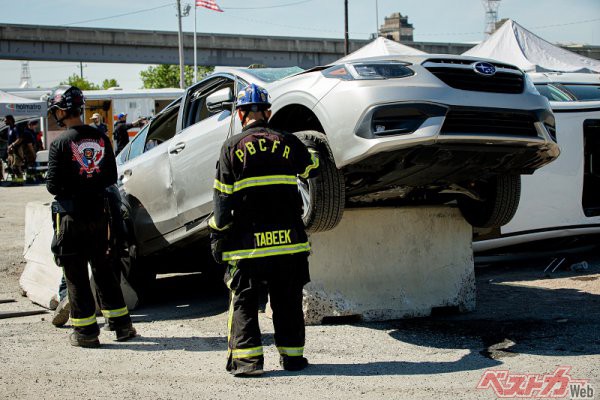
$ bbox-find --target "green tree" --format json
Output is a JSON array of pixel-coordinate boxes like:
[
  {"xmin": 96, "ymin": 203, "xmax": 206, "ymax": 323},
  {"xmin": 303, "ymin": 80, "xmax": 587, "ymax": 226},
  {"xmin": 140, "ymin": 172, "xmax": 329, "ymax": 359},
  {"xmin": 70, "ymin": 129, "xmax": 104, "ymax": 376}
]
[
  {"xmin": 60, "ymin": 74, "xmax": 100, "ymax": 90},
  {"xmin": 140, "ymin": 65, "xmax": 214, "ymax": 89},
  {"xmin": 102, "ymin": 78, "xmax": 119, "ymax": 89}
]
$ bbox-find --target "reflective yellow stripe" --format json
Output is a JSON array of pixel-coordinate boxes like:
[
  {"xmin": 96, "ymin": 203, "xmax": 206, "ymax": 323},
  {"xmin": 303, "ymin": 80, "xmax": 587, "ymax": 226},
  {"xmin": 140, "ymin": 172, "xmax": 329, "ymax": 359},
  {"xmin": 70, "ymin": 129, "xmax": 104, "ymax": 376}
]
[
  {"xmin": 225, "ymin": 262, "xmax": 238, "ymax": 290},
  {"xmin": 208, "ymin": 216, "xmax": 232, "ymax": 232},
  {"xmin": 299, "ymin": 151, "xmax": 320, "ymax": 179},
  {"xmin": 71, "ymin": 314, "xmax": 97, "ymax": 327},
  {"xmin": 56, "ymin": 213, "xmax": 60, "ymax": 234},
  {"xmin": 278, "ymin": 346, "xmax": 304, "ymax": 356},
  {"xmin": 222, "ymin": 242, "xmax": 311, "ymax": 261},
  {"xmin": 233, "ymin": 175, "xmax": 297, "ymax": 193},
  {"xmin": 232, "ymin": 346, "xmax": 264, "ymax": 359},
  {"xmin": 101, "ymin": 306, "xmax": 129, "ymax": 319},
  {"xmin": 214, "ymin": 179, "xmax": 233, "ymax": 194}
]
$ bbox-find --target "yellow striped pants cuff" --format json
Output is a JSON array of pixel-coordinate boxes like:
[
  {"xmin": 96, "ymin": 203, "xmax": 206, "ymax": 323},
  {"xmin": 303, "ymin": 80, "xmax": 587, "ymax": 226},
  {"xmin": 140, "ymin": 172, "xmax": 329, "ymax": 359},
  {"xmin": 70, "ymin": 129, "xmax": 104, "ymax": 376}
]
[
  {"xmin": 277, "ymin": 346, "xmax": 304, "ymax": 356},
  {"xmin": 231, "ymin": 346, "xmax": 264, "ymax": 359},
  {"xmin": 101, "ymin": 306, "xmax": 129, "ymax": 319},
  {"xmin": 71, "ymin": 314, "xmax": 97, "ymax": 327}
]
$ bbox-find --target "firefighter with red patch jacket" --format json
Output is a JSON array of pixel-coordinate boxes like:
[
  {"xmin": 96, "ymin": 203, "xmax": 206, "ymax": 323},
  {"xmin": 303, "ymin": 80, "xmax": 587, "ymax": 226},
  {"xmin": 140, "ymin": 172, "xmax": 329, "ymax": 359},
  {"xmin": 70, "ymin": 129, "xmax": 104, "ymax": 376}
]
[
  {"xmin": 209, "ymin": 84, "xmax": 319, "ymax": 376},
  {"xmin": 46, "ymin": 86, "xmax": 137, "ymax": 348}
]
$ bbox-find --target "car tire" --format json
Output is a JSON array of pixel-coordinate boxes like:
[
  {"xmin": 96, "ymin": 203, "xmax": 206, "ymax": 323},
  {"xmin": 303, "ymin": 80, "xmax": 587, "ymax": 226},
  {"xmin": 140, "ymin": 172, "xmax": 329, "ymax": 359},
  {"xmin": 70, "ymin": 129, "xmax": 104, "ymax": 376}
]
[
  {"xmin": 293, "ymin": 130, "xmax": 345, "ymax": 233},
  {"xmin": 458, "ymin": 175, "xmax": 521, "ymax": 228}
]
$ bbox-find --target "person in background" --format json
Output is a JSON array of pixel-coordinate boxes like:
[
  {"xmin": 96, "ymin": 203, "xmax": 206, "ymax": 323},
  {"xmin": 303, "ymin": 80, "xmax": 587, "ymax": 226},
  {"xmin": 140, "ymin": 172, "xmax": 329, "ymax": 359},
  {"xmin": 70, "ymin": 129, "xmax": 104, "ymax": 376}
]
[
  {"xmin": 89, "ymin": 112, "xmax": 108, "ymax": 135},
  {"xmin": 5, "ymin": 115, "xmax": 24, "ymax": 184},
  {"xmin": 113, "ymin": 113, "xmax": 145, "ymax": 155}
]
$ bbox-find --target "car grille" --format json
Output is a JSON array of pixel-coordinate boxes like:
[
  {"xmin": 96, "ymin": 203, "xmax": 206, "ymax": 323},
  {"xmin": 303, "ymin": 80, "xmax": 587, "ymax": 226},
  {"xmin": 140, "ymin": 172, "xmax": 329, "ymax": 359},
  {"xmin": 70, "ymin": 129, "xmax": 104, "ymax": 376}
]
[
  {"xmin": 423, "ymin": 59, "xmax": 524, "ymax": 94},
  {"xmin": 440, "ymin": 107, "xmax": 539, "ymax": 137}
]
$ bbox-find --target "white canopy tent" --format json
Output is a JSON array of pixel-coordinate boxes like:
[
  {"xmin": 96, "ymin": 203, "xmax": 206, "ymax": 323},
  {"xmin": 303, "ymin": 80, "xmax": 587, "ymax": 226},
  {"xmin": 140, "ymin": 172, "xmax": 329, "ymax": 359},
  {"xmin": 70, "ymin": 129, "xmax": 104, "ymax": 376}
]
[
  {"xmin": 336, "ymin": 37, "xmax": 426, "ymax": 63},
  {"xmin": 0, "ymin": 90, "xmax": 47, "ymax": 118},
  {"xmin": 463, "ymin": 19, "xmax": 600, "ymax": 73}
]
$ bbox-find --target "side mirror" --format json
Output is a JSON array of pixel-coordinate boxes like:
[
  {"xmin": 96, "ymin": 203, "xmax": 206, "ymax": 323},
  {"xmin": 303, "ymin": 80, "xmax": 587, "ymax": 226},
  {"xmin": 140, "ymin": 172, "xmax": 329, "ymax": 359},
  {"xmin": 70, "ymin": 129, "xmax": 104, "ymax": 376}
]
[{"xmin": 206, "ymin": 87, "xmax": 234, "ymax": 113}]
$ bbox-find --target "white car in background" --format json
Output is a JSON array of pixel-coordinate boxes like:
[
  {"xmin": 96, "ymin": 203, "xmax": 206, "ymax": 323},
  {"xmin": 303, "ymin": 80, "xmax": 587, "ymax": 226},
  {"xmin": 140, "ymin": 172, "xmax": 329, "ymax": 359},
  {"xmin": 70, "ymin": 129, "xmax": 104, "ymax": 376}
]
[
  {"xmin": 116, "ymin": 56, "xmax": 560, "ymax": 289},
  {"xmin": 530, "ymin": 72, "xmax": 600, "ymax": 102}
]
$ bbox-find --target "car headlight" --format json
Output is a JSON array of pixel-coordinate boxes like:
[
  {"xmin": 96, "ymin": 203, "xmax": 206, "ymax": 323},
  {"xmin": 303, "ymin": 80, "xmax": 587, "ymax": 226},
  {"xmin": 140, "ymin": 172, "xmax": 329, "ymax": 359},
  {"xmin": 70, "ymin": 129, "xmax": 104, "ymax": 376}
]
[{"xmin": 322, "ymin": 61, "xmax": 414, "ymax": 80}]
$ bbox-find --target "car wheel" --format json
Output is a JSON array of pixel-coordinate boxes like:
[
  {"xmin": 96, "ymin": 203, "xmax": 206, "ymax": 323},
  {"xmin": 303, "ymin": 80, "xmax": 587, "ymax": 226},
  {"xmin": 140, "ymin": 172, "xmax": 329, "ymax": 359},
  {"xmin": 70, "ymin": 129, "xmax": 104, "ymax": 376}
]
[
  {"xmin": 458, "ymin": 175, "xmax": 521, "ymax": 228},
  {"xmin": 293, "ymin": 130, "xmax": 345, "ymax": 233}
]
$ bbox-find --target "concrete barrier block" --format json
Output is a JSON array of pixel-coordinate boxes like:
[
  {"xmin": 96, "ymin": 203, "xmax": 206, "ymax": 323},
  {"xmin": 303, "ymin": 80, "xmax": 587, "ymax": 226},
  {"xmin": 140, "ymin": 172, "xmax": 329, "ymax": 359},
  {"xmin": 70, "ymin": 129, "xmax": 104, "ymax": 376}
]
[
  {"xmin": 19, "ymin": 202, "xmax": 138, "ymax": 311},
  {"xmin": 20, "ymin": 202, "xmax": 62, "ymax": 309},
  {"xmin": 304, "ymin": 206, "xmax": 475, "ymax": 324}
]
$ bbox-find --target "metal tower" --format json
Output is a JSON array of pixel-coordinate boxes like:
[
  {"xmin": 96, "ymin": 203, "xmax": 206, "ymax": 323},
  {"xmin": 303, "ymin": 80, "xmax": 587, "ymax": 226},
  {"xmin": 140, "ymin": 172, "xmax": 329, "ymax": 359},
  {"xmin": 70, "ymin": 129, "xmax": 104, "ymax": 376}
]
[
  {"xmin": 482, "ymin": 0, "xmax": 501, "ymax": 37},
  {"xmin": 19, "ymin": 61, "xmax": 32, "ymax": 88}
]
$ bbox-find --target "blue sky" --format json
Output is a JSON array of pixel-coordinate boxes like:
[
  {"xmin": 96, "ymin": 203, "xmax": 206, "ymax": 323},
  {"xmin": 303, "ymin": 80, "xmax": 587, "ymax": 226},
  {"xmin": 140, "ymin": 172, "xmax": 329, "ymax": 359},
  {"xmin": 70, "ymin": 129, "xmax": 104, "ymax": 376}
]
[{"xmin": 0, "ymin": 0, "xmax": 598, "ymax": 89}]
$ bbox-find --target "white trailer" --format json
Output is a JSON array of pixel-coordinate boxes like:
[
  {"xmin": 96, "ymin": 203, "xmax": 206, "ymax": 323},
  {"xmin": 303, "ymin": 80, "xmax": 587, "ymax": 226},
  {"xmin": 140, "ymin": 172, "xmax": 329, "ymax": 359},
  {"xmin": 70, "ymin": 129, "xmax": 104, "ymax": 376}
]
[{"xmin": 474, "ymin": 100, "xmax": 600, "ymax": 252}]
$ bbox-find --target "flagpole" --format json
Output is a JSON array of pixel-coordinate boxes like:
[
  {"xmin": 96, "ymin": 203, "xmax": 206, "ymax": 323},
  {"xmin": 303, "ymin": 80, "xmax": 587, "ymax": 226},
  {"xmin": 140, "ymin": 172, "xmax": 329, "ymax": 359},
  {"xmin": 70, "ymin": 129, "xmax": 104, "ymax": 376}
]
[{"xmin": 194, "ymin": 4, "xmax": 198, "ymax": 83}]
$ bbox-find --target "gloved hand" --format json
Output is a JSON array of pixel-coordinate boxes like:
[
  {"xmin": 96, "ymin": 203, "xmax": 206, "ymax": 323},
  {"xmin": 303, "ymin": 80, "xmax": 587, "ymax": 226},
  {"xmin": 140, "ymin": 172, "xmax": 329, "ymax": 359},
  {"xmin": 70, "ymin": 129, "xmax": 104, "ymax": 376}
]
[{"xmin": 210, "ymin": 232, "xmax": 227, "ymax": 264}]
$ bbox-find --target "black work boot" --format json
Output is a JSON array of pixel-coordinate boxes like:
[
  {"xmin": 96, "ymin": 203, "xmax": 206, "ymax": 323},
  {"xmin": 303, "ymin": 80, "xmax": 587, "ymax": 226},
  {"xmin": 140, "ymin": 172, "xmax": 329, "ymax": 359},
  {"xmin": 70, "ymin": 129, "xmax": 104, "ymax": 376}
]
[
  {"xmin": 69, "ymin": 331, "xmax": 100, "ymax": 348},
  {"xmin": 115, "ymin": 324, "xmax": 138, "ymax": 342},
  {"xmin": 280, "ymin": 355, "xmax": 309, "ymax": 371}
]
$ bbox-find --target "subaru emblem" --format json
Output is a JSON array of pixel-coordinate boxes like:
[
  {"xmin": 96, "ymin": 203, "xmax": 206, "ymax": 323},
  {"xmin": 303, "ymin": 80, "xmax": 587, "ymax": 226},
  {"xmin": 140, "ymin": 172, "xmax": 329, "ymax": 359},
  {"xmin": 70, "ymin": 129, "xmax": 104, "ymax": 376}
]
[{"xmin": 474, "ymin": 62, "xmax": 496, "ymax": 76}]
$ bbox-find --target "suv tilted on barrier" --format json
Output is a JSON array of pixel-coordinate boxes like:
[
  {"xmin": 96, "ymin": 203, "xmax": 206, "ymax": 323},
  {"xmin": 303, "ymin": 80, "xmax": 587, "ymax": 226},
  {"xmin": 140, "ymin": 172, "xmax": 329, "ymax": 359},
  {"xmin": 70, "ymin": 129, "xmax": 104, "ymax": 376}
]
[{"xmin": 116, "ymin": 55, "xmax": 559, "ymax": 290}]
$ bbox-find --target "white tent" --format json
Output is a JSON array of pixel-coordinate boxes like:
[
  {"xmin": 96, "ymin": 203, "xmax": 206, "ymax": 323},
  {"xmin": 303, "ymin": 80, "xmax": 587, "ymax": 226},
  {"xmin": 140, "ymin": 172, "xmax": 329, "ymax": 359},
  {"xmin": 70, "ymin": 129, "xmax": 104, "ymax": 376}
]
[
  {"xmin": 463, "ymin": 19, "xmax": 600, "ymax": 73},
  {"xmin": 336, "ymin": 37, "xmax": 426, "ymax": 63},
  {"xmin": 0, "ymin": 90, "xmax": 47, "ymax": 118}
]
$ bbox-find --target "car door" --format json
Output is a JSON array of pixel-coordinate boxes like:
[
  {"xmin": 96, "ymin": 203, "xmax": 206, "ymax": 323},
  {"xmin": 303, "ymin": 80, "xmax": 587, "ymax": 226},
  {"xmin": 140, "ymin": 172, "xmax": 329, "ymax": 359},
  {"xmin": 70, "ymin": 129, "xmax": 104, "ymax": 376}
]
[
  {"xmin": 168, "ymin": 76, "xmax": 241, "ymax": 227},
  {"xmin": 118, "ymin": 103, "xmax": 182, "ymax": 253}
]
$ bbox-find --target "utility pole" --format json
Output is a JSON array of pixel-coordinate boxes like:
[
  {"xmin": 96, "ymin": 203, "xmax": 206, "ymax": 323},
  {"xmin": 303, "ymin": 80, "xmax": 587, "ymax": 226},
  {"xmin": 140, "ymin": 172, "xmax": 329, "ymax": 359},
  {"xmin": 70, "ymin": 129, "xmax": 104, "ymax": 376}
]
[
  {"xmin": 375, "ymin": 0, "xmax": 379, "ymax": 38},
  {"xmin": 176, "ymin": 0, "xmax": 185, "ymax": 89},
  {"xmin": 344, "ymin": 0, "xmax": 349, "ymax": 55},
  {"xmin": 79, "ymin": 62, "xmax": 84, "ymax": 79}
]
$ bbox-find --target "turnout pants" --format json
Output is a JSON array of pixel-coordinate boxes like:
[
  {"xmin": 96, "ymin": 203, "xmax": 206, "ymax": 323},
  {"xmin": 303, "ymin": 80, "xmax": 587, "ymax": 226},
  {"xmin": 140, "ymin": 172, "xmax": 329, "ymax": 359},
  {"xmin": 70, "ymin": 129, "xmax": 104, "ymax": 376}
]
[
  {"xmin": 225, "ymin": 253, "xmax": 310, "ymax": 374},
  {"xmin": 53, "ymin": 212, "xmax": 131, "ymax": 336}
]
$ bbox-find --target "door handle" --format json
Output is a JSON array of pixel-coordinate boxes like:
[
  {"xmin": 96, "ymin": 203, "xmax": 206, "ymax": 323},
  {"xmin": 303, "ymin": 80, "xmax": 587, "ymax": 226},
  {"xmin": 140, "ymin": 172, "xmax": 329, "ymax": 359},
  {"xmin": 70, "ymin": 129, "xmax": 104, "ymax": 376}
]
[{"xmin": 169, "ymin": 142, "xmax": 186, "ymax": 154}]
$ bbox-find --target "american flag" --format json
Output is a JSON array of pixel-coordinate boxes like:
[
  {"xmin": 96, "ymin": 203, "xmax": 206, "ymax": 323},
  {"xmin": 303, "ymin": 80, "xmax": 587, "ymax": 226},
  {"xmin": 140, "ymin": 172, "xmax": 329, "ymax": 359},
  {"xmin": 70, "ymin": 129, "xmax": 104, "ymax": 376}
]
[{"xmin": 196, "ymin": 0, "xmax": 224, "ymax": 12}]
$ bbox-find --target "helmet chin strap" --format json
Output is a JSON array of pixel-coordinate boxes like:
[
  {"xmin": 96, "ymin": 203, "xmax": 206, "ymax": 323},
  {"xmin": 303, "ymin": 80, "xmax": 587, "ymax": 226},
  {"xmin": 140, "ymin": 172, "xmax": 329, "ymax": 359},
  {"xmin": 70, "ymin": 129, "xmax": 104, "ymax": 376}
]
[{"xmin": 51, "ymin": 109, "xmax": 68, "ymax": 127}]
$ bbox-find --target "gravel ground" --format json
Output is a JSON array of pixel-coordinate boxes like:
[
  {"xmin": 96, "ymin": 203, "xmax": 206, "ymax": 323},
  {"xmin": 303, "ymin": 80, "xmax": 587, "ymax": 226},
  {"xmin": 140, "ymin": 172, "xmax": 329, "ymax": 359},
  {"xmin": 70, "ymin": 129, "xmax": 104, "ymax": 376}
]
[{"xmin": 1, "ymin": 185, "xmax": 599, "ymax": 399}]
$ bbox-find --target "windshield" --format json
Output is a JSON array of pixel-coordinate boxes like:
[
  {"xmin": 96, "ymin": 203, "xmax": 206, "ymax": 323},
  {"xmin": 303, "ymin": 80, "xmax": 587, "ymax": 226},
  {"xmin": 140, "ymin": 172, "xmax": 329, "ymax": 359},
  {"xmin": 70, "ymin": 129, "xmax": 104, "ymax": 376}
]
[
  {"xmin": 534, "ymin": 84, "xmax": 574, "ymax": 102},
  {"xmin": 243, "ymin": 67, "xmax": 304, "ymax": 83},
  {"xmin": 561, "ymin": 84, "xmax": 600, "ymax": 101}
]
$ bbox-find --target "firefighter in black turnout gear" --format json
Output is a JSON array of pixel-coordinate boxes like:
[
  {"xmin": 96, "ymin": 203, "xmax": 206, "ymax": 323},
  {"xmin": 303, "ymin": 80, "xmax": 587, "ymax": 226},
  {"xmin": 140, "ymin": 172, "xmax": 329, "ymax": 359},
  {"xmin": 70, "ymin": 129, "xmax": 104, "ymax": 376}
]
[
  {"xmin": 209, "ymin": 84, "xmax": 319, "ymax": 376},
  {"xmin": 46, "ymin": 86, "xmax": 137, "ymax": 348}
]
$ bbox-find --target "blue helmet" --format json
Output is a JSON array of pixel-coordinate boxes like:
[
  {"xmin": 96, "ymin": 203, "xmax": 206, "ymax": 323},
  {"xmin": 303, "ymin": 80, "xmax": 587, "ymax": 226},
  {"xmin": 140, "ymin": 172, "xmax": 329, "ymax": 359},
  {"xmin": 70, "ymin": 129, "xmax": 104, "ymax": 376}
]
[{"xmin": 236, "ymin": 83, "xmax": 271, "ymax": 111}]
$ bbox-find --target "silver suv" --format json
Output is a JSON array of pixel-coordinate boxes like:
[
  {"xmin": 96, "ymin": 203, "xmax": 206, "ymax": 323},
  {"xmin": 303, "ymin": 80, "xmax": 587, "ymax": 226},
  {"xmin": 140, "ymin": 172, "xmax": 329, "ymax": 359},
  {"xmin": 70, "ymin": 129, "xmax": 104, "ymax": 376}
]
[{"xmin": 116, "ymin": 55, "xmax": 559, "ymax": 285}]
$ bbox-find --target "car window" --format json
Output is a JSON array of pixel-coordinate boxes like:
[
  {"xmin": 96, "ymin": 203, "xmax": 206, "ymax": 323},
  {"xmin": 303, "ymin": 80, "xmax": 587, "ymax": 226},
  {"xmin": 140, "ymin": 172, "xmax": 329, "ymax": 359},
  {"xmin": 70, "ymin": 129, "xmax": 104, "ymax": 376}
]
[
  {"xmin": 116, "ymin": 144, "xmax": 129, "ymax": 165},
  {"xmin": 145, "ymin": 102, "xmax": 181, "ymax": 145},
  {"xmin": 561, "ymin": 84, "xmax": 600, "ymax": 101},
  {"xmin": 127, "ymin": 124, "xmax": 150, "ymax": 161},
  {"xmin": 182, "ymin": 77, "xmax": 236, "ymax": 129},
  {"xmin": 534, "ymin": 83, "xmax": 574, "ymax": 102}
]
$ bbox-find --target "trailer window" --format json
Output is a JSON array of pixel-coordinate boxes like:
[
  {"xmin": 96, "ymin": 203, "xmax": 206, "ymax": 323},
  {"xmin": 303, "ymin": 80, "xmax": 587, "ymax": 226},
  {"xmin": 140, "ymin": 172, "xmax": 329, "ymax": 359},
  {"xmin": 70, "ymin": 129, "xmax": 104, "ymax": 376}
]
[{"xmin": 582, "ymin": 119, "xmax": 600, "ymax": 217}]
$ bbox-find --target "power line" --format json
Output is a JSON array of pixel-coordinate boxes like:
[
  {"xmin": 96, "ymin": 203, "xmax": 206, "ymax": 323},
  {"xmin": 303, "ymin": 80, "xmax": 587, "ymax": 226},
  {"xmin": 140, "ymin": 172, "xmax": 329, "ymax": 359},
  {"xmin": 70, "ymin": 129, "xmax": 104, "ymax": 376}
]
[
  {"xmin": 222, "ymin": 0, "xmax": 316, "ymax": 10},
  {"xmin": 64, "ymin": 3, "xmax": 173, "ymax": 26},
  {"xmin": 531, "ymin": 18, "xmax": 600, "ymax": 30}
]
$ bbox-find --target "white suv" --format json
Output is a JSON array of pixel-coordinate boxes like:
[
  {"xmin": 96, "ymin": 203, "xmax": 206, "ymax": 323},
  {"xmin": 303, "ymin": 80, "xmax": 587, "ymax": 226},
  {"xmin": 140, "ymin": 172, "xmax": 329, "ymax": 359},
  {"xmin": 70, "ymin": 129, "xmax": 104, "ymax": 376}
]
[{"xmin": 116, "ymin": 55, "xmax": 559, "ymax": 282}]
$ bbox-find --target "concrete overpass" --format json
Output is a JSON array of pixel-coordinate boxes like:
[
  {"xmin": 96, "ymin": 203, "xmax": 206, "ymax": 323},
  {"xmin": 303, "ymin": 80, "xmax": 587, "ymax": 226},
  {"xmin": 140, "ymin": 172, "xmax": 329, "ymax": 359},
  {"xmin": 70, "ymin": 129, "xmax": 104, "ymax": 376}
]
[{"xmin": 1, "ymin": 23, "xmax": 599, "ymax": 68}]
